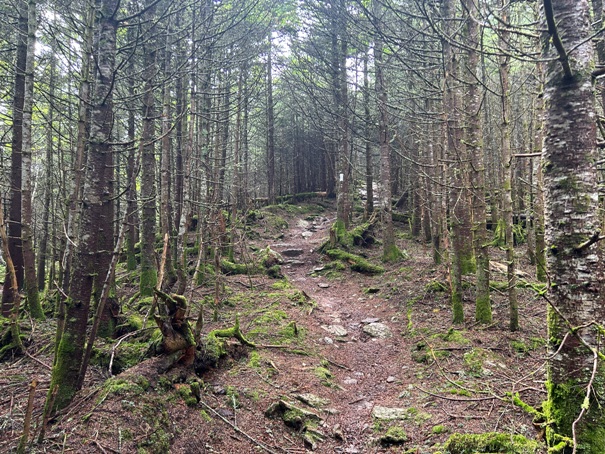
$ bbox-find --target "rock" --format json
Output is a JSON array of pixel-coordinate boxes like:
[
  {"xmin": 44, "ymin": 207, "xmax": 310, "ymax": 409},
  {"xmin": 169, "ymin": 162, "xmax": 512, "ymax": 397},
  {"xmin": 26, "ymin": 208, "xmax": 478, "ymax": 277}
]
[
  {"xmin": 318, "ymin": 283, "xmax": 330, "ymax": 289},
  {"xmin": 217, "ymin": 408, "xmax": 234, "ymax": 418},
  {"xmin": 282, "ymin": 248, "xmax": 304, "ymax": 257},
  {"xmin": 286, "ymin": 260, "xmax": 305, "ymax": 267},
  {"xmin": 321, "ymin": 325, "xmax": 348, "ymax": 337},
  {"xmin": 372, "ymin": 406, "xmax": 408, "ymax": 421},
  {"xmin": 361, "ymin": 317, "xmax": 380, "ymax": 324},
  {"xmin": 386, "ymin": 376, "xmax": 396, "ymax": 383},
  {"xmin": 297, "ymin": 219, "xmax": 310, "ymax": 229},
  {"xmin": 343, "ymin": 377, "xmax": 358, "ymax": 385},
  {"xmin": 212, "ymin": 385, "xmax": 226, "ymax": 395},
  {"xmin": 295, "ymin": 393, "xmax": 330, "ymax": 408},
  {"xmin": 301, "ymin": 231, "xmax": 313, "ymax": 238},
  {"xmin": 379, "ymin": 426, "xmax": 408, "ymax": 445},
  {"xmin": 363, "ymin": 322, "xmax": 392, "ymax": 338},
  {"xmin": 332, "ymin": 424, "xmax": 345, "ymax": 441},
  {"xmin": 324, "ymin": 337, "xmax": 334, "ymax": 344},
  {"xmin": 303, "ymin": 428, "xmax": 325, "ymax": 450}
]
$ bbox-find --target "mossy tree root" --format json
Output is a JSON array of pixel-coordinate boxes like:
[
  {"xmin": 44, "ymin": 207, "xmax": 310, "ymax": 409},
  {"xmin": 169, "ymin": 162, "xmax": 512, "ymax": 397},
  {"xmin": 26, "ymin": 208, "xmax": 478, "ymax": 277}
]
[
  {"xmin": 207, "ymin": 315, "xmax": 256, "ymax": 348},
  {"xmin": 324, "ymin": 249, "xmax": 384, "ymax": 274},
  {"xmin": 153, "ymin": 289, "xmax": 196, "ymax": 364}
]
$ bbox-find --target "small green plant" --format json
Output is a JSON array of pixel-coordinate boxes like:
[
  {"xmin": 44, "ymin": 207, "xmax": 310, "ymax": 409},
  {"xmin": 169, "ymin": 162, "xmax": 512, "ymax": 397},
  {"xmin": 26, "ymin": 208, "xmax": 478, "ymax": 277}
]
[
  {"xmin": 226, "ymin": 385, "xmax": 240, "ymax": 409},
  {"xmin": 432, "ymin": 424, "xmax": 448, "ymax": 434},
  {"xmin": 425, "ymin": 280, "xmax": 448, "ymax": 293}
]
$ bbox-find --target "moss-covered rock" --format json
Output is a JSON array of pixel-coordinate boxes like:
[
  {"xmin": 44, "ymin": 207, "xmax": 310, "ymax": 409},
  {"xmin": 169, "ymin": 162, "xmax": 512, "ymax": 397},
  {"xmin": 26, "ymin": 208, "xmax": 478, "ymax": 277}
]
[
  {"xmin": 443, "ymin": 432, "xmax": 541, "ymax": 453},
  {"xmin": 380, "ymin": 426, "xmax": 408, "ymax": 445}
]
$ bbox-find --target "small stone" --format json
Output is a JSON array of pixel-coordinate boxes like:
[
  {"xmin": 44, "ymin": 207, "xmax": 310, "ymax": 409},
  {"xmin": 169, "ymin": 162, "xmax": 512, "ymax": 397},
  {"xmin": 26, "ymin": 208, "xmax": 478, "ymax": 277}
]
[
  {"xmin": 343, "ymin": 377, "xmax": 358, "ymax": 385},
  {"xmin": 321, "ymin": 325, "xmax": 348, "ymax": 337},
  {"xmin": 212, "ymin": 385, "xmax": 226, "ymax": 395},
  {"xmin": 372, "ymin": 406, "xmax": 408, "ymax": 420},
  {"xmin": 386, "ymin": 376, "xmax": 396, "ymax": 383},
  {"xmin": 297, "ymin": 219, "xmax": 310, "ymax": 229},
  {"xmin": 318, "ymin": 283, "xmax": 330, "ymax": 289},
  {"xmin": 363, "ymin": 322, "xmax": 392, "ymax": 338},
  {"xmin": 287, "ymin": 260, "xmax": 305, "ymax": 267},
  {"xmin": 282, "ymin": 248, "xmax": 304, "ymax": 257},
  {"xmin": 333, "ymin": 423, "xmax": 345, "ymax": 441},
  {"xmin": 361, "ymin": 317, "xmax": 380, "ymax": 324},
  {"xmin": 295, "ymin": 393, "xmax": 330, "ymax": 408},
  {"xmin": 324, "ymin": 337, "xmax": 334, "ymax": 344},
  {"xmin": 217, "ymin": 408, "xmax": 234, "ymax": 418},
  {"xmin": 302, "ymin": 231, "xmax": 313, "ymax": 238}
]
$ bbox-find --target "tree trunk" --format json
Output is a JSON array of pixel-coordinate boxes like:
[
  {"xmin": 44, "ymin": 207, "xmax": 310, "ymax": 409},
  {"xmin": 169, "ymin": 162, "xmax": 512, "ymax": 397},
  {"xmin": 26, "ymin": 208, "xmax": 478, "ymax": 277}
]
[
  {"xmin": 442, "ymin": 0, "xmax": 468, "ymax": 324},
  {"xmin": 46, "ymin": 0, "xmax": 118, "ymax": 413},
  {"xmin": 267, "ymin": 33, "xmax": 276, "ymax": 205},
  {"xmin": 160, "ymin": 30, "xmax": 175, "ymax": 284},
  {"xmin": 463, "ymin": 0, "xmax": 491, "ymax": 324},
  {"xmin": 363, "ymin": 47, "xmax": 373, "ymax": 219},
  {"xmin": 2, "ymin": 0, "xmax": 27, "ymax": 316},
  {"xmin": 499, "ymin": 0, "xmax": 518, "ymax": 331},
  {"xmin": 542, "ymin": 0, "xmax": 605, "ymax": 450},
  {"xmin": 21, "ymin": 0, "xmax": 43, "ymax": 319},
  {"xmin": 374, "ymin": 1, "xmax": 399, "ymax": 262},
  {"xmin": 139, "ymin": 2, "xmax": 158, "ymax": 297},
  {"xmin": 37, "ymin": 43, "xmax": 56, "ymax": 292}
]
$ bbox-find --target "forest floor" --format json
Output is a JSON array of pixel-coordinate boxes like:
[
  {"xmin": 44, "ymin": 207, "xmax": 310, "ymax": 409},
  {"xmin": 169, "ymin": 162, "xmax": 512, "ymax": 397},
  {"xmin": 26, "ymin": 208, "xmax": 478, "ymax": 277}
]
[{"xmin": 0, "ymin": 198, "xmax": 548, "ymax": 453}]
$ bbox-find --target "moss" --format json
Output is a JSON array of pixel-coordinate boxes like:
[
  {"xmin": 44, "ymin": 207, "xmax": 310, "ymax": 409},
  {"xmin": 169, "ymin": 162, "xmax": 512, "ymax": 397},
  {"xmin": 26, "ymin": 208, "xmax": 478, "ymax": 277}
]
[
  {"xmin": 247, "ymin": 350, "xmax": 262, "ymax": 369},
  {"xmin": 544, "ymin": 377, "xmax": 605, "ymax": 453},
  {"xmin": 200, "ymin": 410, "xmax": 212, "ymax": 422},
  {"xmin": 136, "ymin": 402, "xmax": 173, "ymax": 453},
  {"xmin": 92, "ymin": 339, "xmax": 150, "ymax": 374},
  {"xmin": 443, "ymin": 432, "xmax": 541, "ymax": 453},
  {"xmin": 432, "ymin": 425, "xmax": 448, "ymax": 434},
  {"xmin": 139, "ymin": 268, "xmax": 157, "ymax": 297},
  {"xmin": 287, "ymin": 290, "xmax": 309, "ymax": 305},
  {"xmin": 226, "ymin": 385, "xmax": 240, "ymax": 408},
  {"xmin": 475, "ymin": 293, "xmax": 492, "ymax": 324},
  {"xmin": 382, "ymin": 244, "xmax": 408, "ymax": 263},
  {"xmin": 266, "ymin": 265, "xmax": 283, "ymax": 279},
  {"xmin": 325, "ymin": 249, "xmax": 384, "ymax": 274},
  {"xmin": 511, "ymin": 393, "xmax": 544, "ymax": 421},
  {"xmin": 103, "ymin": 377, "xmax": 146, "ymax": 396},
  {"xmin": 460, "ymin": 250, "xmax": 477, "ymax": 276},
  {"xmin": 463, "ymin": 348, "xmax": 490, "ymax": 377},
  {"xmin": 313, "ymin": 366, "xmax": 334, "ymax": 386},
  {"xmin": 380, "ymin": 426, "xmax": 408, "ymax": 445},
  {"xmin": 438, "ymin": 328, "xmax": 467, "ymax": 344},
  {"xmin": 115, "ymin": 314, "xmax": 143, "ymax": 336},
  {"xmin": 270, "ymin": 280, "xmax": 292, "ymax": 290},
  {"xmin": 426, "ymin": 280, "xmax": 448, "ymax": 293},
  {"xmin": 176, "ymin": 384, "xmax": 198, "ymax": 407},
  {"xmin": 332, "ymin": 219, "xmax": 353, "ymax": 249},
  {"xmin": 221, "ymin": 259, "xmax": 256, "ymax": 275},
  {"xmin": 451, "ymin": 289, "xmax": 464, "ymax": 325}
]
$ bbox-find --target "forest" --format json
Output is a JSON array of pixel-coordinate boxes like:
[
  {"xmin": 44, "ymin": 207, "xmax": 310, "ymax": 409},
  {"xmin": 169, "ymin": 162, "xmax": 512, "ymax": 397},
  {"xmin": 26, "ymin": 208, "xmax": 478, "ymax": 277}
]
[{"xmin": 1, "ymin": 0, "xmax": 604, "ymax": 452}]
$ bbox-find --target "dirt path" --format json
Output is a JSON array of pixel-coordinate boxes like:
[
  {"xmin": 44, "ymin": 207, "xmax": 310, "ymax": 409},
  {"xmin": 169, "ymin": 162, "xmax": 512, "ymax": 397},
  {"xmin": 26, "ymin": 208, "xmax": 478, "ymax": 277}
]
[{"xmin": 0, "ymin": 202, "xmax": 546, "ymax": 454}]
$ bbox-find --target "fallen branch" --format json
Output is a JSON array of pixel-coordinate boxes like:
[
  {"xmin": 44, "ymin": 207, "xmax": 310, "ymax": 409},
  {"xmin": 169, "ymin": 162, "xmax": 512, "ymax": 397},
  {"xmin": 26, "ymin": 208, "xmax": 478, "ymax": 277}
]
[{"xmin": 199, "ymin": 398, "xmax": 281, "ymax": 454}]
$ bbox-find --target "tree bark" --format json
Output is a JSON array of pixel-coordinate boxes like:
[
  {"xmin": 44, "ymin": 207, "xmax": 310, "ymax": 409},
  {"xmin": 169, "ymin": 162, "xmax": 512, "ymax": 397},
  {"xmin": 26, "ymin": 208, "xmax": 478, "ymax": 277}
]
[
  {"xmin": 542, "ymin": 0, "xmax": 605, "ymax": 450},
  {"xmin": 139, "ymin": 1, "xmax": 159, "ymax": 297},
  {"xmin": 2, "ymin": 0, "xmax": 27, "ymax": 316},
  {"xmin": 499, "ymin": 0, "xmax": 518, "ymax": 331},
  {"xmin": 21, "ymin": 0, "xmax": 43, "ymax": 319},
  {"xmin": 374, "ymin": 0, "xmax": 398, "ymax": 262},
  {"xmin": 463, "ymin": 0, "xmax": 491, "ymax": 323},
  {"xmin": 47, "ymin": 0, "xmax": 118, "ymax": 412}
]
